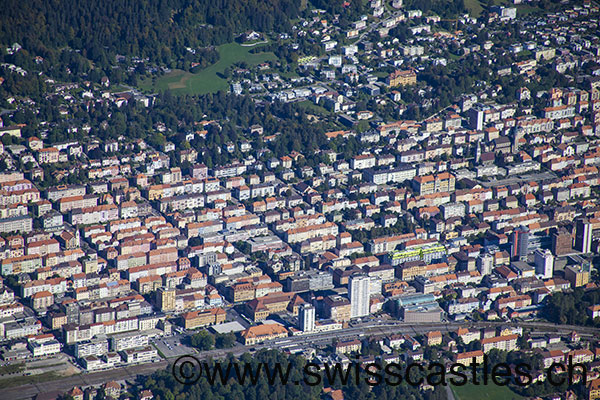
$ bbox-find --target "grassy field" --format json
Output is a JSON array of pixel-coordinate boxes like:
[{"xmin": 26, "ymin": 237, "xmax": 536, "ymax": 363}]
[
  {"xmin": 0, "ymin": 371, "xmax": 63, "ymax": 389},
  {"xmin": 0, "ymin": 363, "xmax": 25, "ymax": 375},
  {"xmin": 452, "ymin": 384, "xmax": 525, "ymax": 400},
  {"xmin": 296, "ymin": 100, "xmax": 331, "ymax": 116},
  {"xmin": 139, "ymin": 42, "xmax": 277, "ymax": 95},
  {"xmin": 464, "ymin": 0, "xmax": 545, "ymax": 17},
  {"xmin": 464, "ymin": 0, "xmax": 485, "ymax": 17}
]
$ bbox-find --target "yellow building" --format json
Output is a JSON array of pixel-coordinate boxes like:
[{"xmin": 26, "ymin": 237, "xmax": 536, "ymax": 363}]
[
  {"xmin": 386, "ymin": 69, "xmax": 417, "ymax": 87},
  {"xmin": 244, "ymin": 292, "xmax": 296, "ymax": 322},
  {"xmin": 227, "ymin": 282, "xmax": 256, "ymax": 303},
  {"xmin": 454, "ymin": 350, "xmax": 484, "ymax": 365},
  {"xmin": 425, "ymin": 330, "xmax": 443, "ymax": 346},
  {"xmin": 589, "ymin": 378, "xmax": 600, "ymax": 400},
  {"xmin": 481, "ymin": 334, "xmax": 518, "ymax": 353},
  {"xmin": 156, "ymin": 287, "xmax": 176, "ymax": 312},
  {"xmin": 241, "ymin": 324, "xmax": 288, "ymax": 345},
  {"xmin": 181, "ymin": 308, "xmax": 226, "ymax": 329},
  {"xmin": 565, "ymin": 265, "xmax": 590, "ymax": 288}
]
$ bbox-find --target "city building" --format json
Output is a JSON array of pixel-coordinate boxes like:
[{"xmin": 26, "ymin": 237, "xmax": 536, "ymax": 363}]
[
  {"xmin": 348, "ymin": 274, "xmax": 370, "ymax": 318},
  {"xmin": 156, "ymin": 287, "xmax": 176, "ymax": 312},
  {"xmin": 564, "ymin": 265, "xmax": 590, "ymax": 288},
  {"xmin": 298, "ymin": 303, "xmax": 315, "ymax": 332},
  {"xmin": 476, "ymin": 253, "xmax": 494, "ymax": 276},
  {"xmin": 240, "ymin": 324, "xmax": 288, "ymax": 345},
  {"xmin": 534, "ymin": 249, "xmax": 554, "ymax": 279},
  {"xmin": 552, "ymin": 229, "xmax": 572, "ymax": 256},
  {"xmin": 511, "ymin": 226, "xmax": 529, "ymax": 260},
  {"xmin": 575, "ymin": 218, "xmax": 592, "ymax": 254}
]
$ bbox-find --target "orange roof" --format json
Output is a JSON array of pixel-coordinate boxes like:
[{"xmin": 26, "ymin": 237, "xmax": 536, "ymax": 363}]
[{"xmin": 241, "ymin": 324, "xmax": 288, "ymax": 339}]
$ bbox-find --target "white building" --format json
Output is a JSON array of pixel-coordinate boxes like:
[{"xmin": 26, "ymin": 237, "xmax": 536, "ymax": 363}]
[
  {"xmin": 298, "ymin": 304, "xmax": 315, "ymax": 332},
  {"xmin": 120, "ymin": 346, "xmax": 158, "ymax": 364},
  {"xmin": 109, "ymin": 332, "xmax": 149, "ymax": 352},
  {"xmin": 476, "ymin": 253, "xmax": 494, "ymax": 276},
  {"xmin": 28, "ymin": 338, "xmax": 61, "ymax": 357},
  {"xmin": 575, "ymin": 219, "xmax": 592, "ymax": 254},
  {"xmin": 349, "ymin": 275, "xmax": 370, "ymax": 318},
  {"xmin": 534, "ymin": 249, "xmax": 554, "ymax": 279},
  {"xmin": 74, "ymin": 338, "xmax": 109, "ymax": 358}
]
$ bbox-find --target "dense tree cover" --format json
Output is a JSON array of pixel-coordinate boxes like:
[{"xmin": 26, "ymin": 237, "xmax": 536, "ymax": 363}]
[
  {"xmin": 190, "ymin": 331, "xmax": 237, "ymax": 350},
  {"xmin": 310, "ymin": 0, "xmax": 368, "ymax": 31},
  {"xmin": 141, "ymin": 92, "xmax": 330, "ymax": 166},
  {"xmin": 190, "ymin": 331, "xmax": 216, "ymax": 350},
  {"xmin": 0, "ymin": 0, "xmax": 303, "ymax": 66},
  {"xmin": 1, "ymin": 85, "xmax": 332, "ymax": 168},
  {"xmin": 404, "ymin": 0, "xmax": 466, "ymax": 18},
  {"xmin": 144, "ymin": 350, "xmax": 323, "ymax": 400},
  {"xmin": 416, "ymin": 54, "xmax": 481, "ymax": 108},
  {"xmin": 545, "ymin": 288, "xmax": 600, "ymax": 326},
  {"xmin": 349, "ymin": 215, "xmax": 416, "ymax": 244},
  {"xmin": 474, "ymin": 349, "xmax": 582, "ymax": 398},
  {"xmin": 215, "ymin": 332, "xmax": 237, "ymax": 349},
  {"xmin": 142, "ymin": 349, "xmax": 448, "ymax": 400}
]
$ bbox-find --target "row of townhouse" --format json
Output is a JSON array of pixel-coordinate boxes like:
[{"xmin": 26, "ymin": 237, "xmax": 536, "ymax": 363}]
[
  {"xmin": 285, "ymin": 222, "xmax": 339, "ymax": 244},
  {"xmin": 494, "ymin": 294, "xmax": 532, "ymax": 311},
  {"xmin": 273, "ymin": 213, "xmax": 327, "ymax": 233},
  {"xmin": 125, "ymin": 262, "xmax": 179, "ymax": 282},
  {"xmin": 397, "ymin": 261, "xmax": 453, "ymax": 281},
  {"xmin": 405, "ymin": 192, "xmax": 452, "ymax": 210},
  {"xmin": 1, "ymin": 254, "xmax": 43, "ymax": 275},
  {"xmin": 44, "ymin": 248, "xmax": 86, "ymax": 267},
  {"xmin": 0, "ymin": 215, "xmax": 33, "ymax": 233},
  {"xmin": 26, "ymin": 238, "xmax": 60, "ymax": 256},
  {"xmin": 70, "ymin": 204, "xmax": 120, "ymax": 225},
  {"xmin": 367, "ymin": 233, "xmax": 417, "ymax": 254},
  {"xmin": 158, "ymin": 192, "xmax": 205, "ymax": 212},
  {"xmin": 225, "ymin": 277, "xmax": 283, "ymax": 303},
  {"xmin": 63, "ymin": 316, "xmax": 141, "ymax": 344},
  {"xmin": 57, "ymin": 194, "xmax": 98, "ymax": 213},
  {"xmin": 235, "ymin": 183, "xmax": 276, "ymax": 200},
  {"xmin": 73, "ymin": 279, "xmax": 132, "ymax": 301},
  {"xmin": 145, "ymin": 178, "xmax": 215, "ymax": 200},
  {"xmin": 21, "ymin": 277, "xmax": 68, "ymax": 298},
  {"xmin": 318, "ymin": 199, "xmax": 359, "ymax": 214},
  {"xmin": 412, "ymin": 172, "xmax": 456, "ymax": 196},
  {"xmin": 363, "ymin": 165, "xmax": 417, "ymax": 185},
  {"xmin": 0, "ymin": 188, "xmax": 40, "ymax": 206},
  {"xmin": 0, "ymin": 203, "xmax": 28, "ymax": 220}
]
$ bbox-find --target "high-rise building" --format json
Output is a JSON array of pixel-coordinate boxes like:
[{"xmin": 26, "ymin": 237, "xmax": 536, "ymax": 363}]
[
  {"xmin": 82, "ymin": 255, "xmax": 99, "ymax": 274},
  {"xmin": 298, "ymin": 304, "xmax": 315, "ymax": 332},
  {"xmin": 534, "ymin": 248, "xmax": 554, "ymax": 279},
  {"xmin": 552, "ymin": 229, "xmax": 572, "ymax": 256},
  {"xmin": 156, "ymin": 287, "xmax": 176, "ymax": 312},
  {"xmin": 468, "ymin": 105, "xmax": 486, "ymax": 131},
  {"xmin": 348, "ymin": 275, "xmax": 370, "ymax": 318},
  {"xmin": 511, "ymin": 226, "xmax": 529, "ymax": 260},
  {"xmin": 575, "ymin": 219, "xmax": 592, "ymax": 254},
  {"xmin": 564, "ymin": 265, "xmax": 590, "ymax": 288},
  {"xmin": 476, "ymin": 252, "xmax": 494, "ymax": 276}
]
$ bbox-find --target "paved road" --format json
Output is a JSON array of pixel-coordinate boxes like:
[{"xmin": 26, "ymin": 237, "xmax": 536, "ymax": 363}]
[
  {"xmin": 0, "ymin": 361, "xmax": 169, "ymax": 400},
  {"xmin": 446, "ymin": 384, "xmax": 457, "ymax": 400},
  {"xmin": 478, "ymin": 171, "xmax": 557, "ymax": 188},
  {"xmin": 1, "ymin": 320, "xmax": 598, "ymax": 400}
]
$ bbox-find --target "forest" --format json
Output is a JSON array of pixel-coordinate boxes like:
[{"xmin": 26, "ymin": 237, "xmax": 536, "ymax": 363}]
[
  {"xmin": 402, "ymin": 0, "xmax": 465, "ymax": 18},
  {"xmin": 544, "ymin": 288, "xmax": 600, "ymax": 326},
  {"xmin": 0, "ymin": 0, "xmax": 303, "ymax": 66},
  {"xmin": 140, "ymin": 348, "xmax": 448, "ymax": 400}
]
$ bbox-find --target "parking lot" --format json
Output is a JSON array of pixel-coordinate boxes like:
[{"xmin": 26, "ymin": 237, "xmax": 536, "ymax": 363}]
[{"xmin": 152, "ymin": 335, "xmax": 196, "ymax": 359}]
